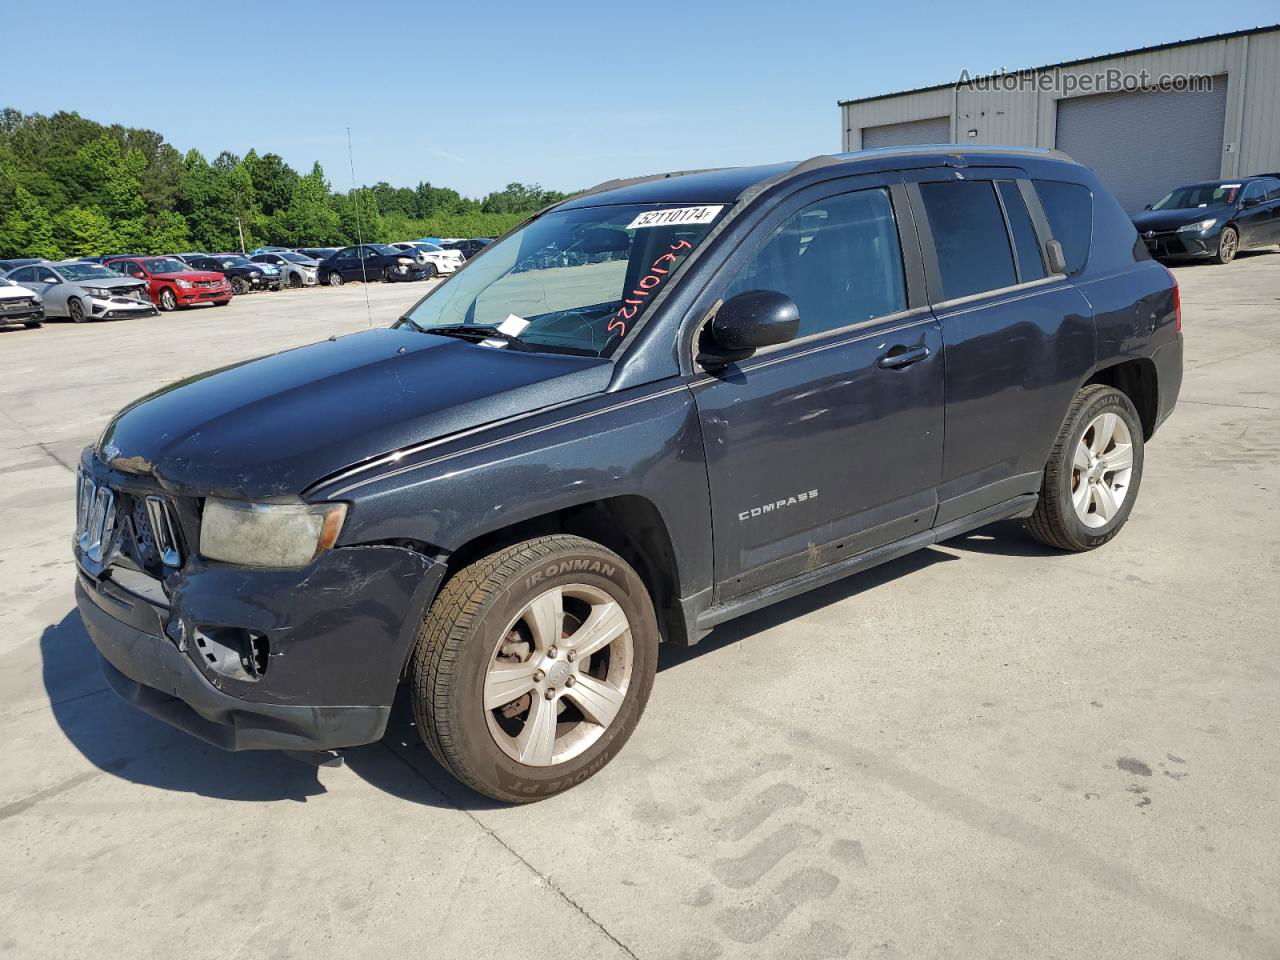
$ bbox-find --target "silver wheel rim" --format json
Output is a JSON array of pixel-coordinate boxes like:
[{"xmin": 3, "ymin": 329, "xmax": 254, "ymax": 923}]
[
  {"xmin": 161, "ymin": 290, "xmax": 175, "ymax": 309},
  {"xmin": 484, "ymin": 583, "xmax": 634, "ymax": 767},
  {"xmin": 1072, "ymin": 412, "xmax": 1134, "ymax": 528},
  {"xmin": 1221, "ymin": 230, "xmax": 1237, "ymax": 261},
  {"xmin": 329, "ymin": 273, "xmax": 342, "ymax": 286}
]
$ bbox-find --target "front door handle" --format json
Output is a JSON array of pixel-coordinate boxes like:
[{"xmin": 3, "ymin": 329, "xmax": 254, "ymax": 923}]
[{"xmin": 876, "ymin": 345, "xmax": 931, "ymax": 370}]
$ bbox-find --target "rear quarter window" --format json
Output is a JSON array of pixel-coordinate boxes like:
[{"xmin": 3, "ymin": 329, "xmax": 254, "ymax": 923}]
[{"xmin": 1034, "ymin": 180, "xmax": 1092, "ymax": 274}]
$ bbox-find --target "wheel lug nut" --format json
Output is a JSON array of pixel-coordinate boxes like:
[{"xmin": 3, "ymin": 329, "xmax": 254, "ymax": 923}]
[
  {"xmin": 565, "ymin": 675, "xmax": 576, "ymax": 687},
  {"xmin": 533, "ymin": 670, "xmax": 545, "ymax": 682},
  {"xmin": 566, "ymin": 650, "xmax": 577, "ymax": 662},
  {"xmin": 547, "ymin": 645, "xmax": 558, "ymax": 658},
  {"xmin": 544, "ymin": 688, "xmax": 556, "ymax": 700}
]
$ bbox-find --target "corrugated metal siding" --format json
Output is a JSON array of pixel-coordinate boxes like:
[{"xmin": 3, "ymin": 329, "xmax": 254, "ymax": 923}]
[
  {"xmin": 1241, "ymin": 31, "xmax": 1280, "ymax": 176},
  {"xmin": 1056, "ymin": 79, "xmax": 1229, "ymax": 212},
  {"xmin": 839, "ymin": 28, "xmax": 1278, "ymax": 182},
  {"xmin": 861, "ymin": 116, "xmax": 951, "ymax": 149}
]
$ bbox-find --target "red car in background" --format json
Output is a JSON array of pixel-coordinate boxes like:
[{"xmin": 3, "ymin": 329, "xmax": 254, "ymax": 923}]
[{"xmin": 105, "ymin": 256, "xmax": 231, "ymax": 311}]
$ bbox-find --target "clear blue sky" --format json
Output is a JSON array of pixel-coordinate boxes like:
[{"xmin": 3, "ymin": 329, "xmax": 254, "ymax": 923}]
[{"xmin": 4, "ymin": 1, "xmax": 1276, "ymax": 198}]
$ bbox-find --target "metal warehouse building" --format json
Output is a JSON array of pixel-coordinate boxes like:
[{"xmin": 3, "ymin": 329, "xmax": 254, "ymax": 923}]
[{"xmin": 839, "ymin": 25, "xmax": 1280, "ymax": 212}]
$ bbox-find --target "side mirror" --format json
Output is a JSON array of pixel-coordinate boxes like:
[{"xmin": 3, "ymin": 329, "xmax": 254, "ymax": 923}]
[
  {"xmin": 1045, "ymin": 239, "xmax": 1067, "ymax": 275},
  {"xmin": 699, "ymin": 290, "xmax": 800, "ymax": 368}
]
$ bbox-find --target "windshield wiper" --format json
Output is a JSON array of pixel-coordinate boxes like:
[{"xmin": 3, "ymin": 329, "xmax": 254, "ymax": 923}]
[{"xmin": 410, "ymin": 323, "xmax": 537, "ymax": 351}]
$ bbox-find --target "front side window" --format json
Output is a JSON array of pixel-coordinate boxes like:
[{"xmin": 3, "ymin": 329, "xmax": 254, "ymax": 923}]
[
  {"xmin": 1265, "ymin": 179, "xmax": 1280, "ymax": 202},
  {"xmin": 1241, "ymin": 182, "xmax": 1266, "ymax": 204},
  {"xmin": 401, "ymin": 202, "xmax": 727, "ymax": 357},
  {"xmin": 919, "ymin": 180, "xmax": 1017, "ymax": 300},
  {"xmin": 722, "ymin": 188, "xmax": 906, "ymax": 339},
  {"xmin": 1034, "ymin": 180, "xmax": 1093, "ymax": 275}
]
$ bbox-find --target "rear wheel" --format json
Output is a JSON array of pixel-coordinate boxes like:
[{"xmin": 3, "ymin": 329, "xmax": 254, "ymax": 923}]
[
  {"xmin": 411, "ymin": 535, "xmax": 658, "ymax": 803},
  {"xmin": 158, "ymin": 288, "xmax": 178, "ymax": 312},
  {"xmin": 1025, "ymin": 385, "xmax": 1144, "ymax": 552},
  {"xmin": 1212, "ymin": 226, "xmax": 1239, "ymax": 264},
  {"xmin": 68, "ymin": 297, "xmax": 86, "ymax": 323}
]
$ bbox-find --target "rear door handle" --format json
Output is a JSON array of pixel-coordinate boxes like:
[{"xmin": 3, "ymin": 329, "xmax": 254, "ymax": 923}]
[{"xmin": 876, "ymin": 345, "xmax": 931, "ymax": 370}]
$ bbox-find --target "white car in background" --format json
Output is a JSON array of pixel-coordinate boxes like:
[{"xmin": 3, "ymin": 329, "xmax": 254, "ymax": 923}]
[
  {"xmin": 0, "ymin": 274, "xmax": 44, "ymax": 328},
  {"xmin": 391, "ymin": 242, "xmax": 464, "ymax": 279}
]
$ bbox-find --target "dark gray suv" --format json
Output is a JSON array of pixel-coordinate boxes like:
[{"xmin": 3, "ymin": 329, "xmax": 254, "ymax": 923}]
[{"xmin": 75, "ymin": 146, "xmax": 1182, "ymax": 801}]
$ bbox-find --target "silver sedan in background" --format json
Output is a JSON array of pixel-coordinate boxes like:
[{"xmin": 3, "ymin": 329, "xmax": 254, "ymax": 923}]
[
  {"xmin": 250, "ymin": 251, "xmax": 320, "ymax": 287},
  {"xmin": 4, "ymin": 260, "xmax": 158, "ymax": 322}
]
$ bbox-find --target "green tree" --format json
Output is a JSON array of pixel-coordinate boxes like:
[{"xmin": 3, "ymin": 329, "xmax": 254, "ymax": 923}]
[
  {"xmin": 268, "ymin": 162, "xmax": 341, "ymax": 245},
  {"xmin": 0, "ymin": 185, "xmax": 61, "ymax": 258},
  {"xmin": 53, "ymin": 205, "xmax": 116, "ymax": 256}
]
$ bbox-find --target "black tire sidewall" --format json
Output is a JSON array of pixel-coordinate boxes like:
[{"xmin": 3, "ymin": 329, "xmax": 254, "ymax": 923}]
[
  {"xmin": 432, "ymin": 543, "xmax": 658, "ymax": 802},
  {"xmin": 1050, "ymin": 389, "xmax": 1145, "ymax": 549}
]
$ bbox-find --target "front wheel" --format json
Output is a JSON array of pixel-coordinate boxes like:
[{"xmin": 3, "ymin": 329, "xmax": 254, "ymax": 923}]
[
  {"xmin": 326, "ymin": 271, "xmax": 344, "ymax": 287},
  {"xmin": 1025, "ymin": 385, "xmax": 1145, "ymax": 552},
  {"xmin": 1212, "ymin": 225, "xmax": 1239, "ymax": 264},
  {"xmin": 411, "ymin": 535, "xmax": 659, "ymax": 803},
  {"xmin": 230, "ymin": 277, "xmax": 249, "ymax": 296},
  {"xmin": 68, "ymin": 297, "xmax": 86, "ymax": 323},
  {"xmin": 423, "ymin": 262, "xmax": 438, "ymax": 280},
  {"xmin": 158, "ymin": 288, "xmax": 178, "ymax": 312}
]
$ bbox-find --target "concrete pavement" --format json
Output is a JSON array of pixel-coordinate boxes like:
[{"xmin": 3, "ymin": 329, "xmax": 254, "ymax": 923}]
[{"xmin": 1, "ymin": 256, "xmax": 1277, "ymax": 959}]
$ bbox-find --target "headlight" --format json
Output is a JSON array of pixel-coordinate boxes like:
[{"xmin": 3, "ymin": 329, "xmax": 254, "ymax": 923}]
[
  {"xmin": 397, "ymin": 257, "xmax": 414, "ymax": 265},
  {"xmin": 175, "ymin": 279, "xmax": 193, "ymax": 289},
  {"xmin": 1177, "ymin": 218, "xmax": 1218, "ymax": 233},
  {"xmin": 200, "ymin": 498, "xmax": 348, "ymax": 568},
  {"xmin": 83, "ymin": 286, "xmax": 112, "ymax": 298},
  {"xmin": 250, "ymin": 271, "xmax": 261, "ymax": 278}
]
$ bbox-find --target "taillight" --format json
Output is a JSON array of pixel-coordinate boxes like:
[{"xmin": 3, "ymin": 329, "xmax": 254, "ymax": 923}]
[{"xmin": 1165, "ymin": 266, "xmax": 1182, "ymax": 333}]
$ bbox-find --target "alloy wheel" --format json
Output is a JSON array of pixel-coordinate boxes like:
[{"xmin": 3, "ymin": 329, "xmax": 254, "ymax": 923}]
[
  {"xmin": 483, "ymin": 583, "xmax": 634, "ymax": 767},
  {"xmin": 1071, "ymin": 412, "xmax": 1134, "ymax": 528},
  {"xmin": 1219, "ymin": 228, "xmax": 1238, "ymax": 263}
]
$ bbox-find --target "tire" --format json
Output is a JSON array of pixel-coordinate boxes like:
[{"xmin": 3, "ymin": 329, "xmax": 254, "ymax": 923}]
[
  {"xmin": 23, "ymin": 320, "xmax": 42, "ymax": 328},
  {"xmin": 288, "ymin": 271, "xmax": 303, "ymax": 288},
  {"xmin": 382, "ymin": 266, "xmax": 397, "ymax": 283},
  {"xmin": 423, "ymin": 262, "xmax": 438, "ymax": 280},
  {"xmin": 1025, "ymin": 385, "xmax": 1145, "ymax": 552},
  {"xmin": 1212, "ymin": 226, "xmax": 1239, "ymax": 265},
  {"xmin": 68, "ymin": 297, "xmax": 86, "ymax": 323},
  {"xmin": 158, "ymin": 288, "xmax": 178, "ymax": 312},
  {"xmin": 411, "ymin": 534, "xmax": 659, "ymax": 803},
  {"xmin": 230, "ymin": 276, "xmax": 249, "ymax": 296},
  {"xmin": 327, "ymin": 271, "xmax": 344, "ymax": 287}
]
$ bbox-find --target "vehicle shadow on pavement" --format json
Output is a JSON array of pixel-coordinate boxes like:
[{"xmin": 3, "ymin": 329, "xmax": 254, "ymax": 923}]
[
  {"xmin": 938, "ymin": 519, "xmax": 1061, "ymax": 558},
  {"xmin": 41, "ymin": 610, "xmax": 326, "ymax": 802}
]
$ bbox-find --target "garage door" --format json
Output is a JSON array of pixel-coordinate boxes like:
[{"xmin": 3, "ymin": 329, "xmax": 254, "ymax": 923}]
[
  {"xmin": 861, "ymin": 116, "xmax": 951, "ymax": 150},
  {"xmin": 1055, "ymin": 79, "xmax": 1228, "ymax": 213}
]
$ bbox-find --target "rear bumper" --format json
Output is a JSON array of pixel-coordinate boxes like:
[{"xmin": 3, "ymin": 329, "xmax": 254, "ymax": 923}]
[
  {"xmin": 1152, "ymin": 333, "xmax": 1184, "ymax": 432},
  {"xmin": 80, "ymin": 579, "xmax": 390, "ymax": 751}
]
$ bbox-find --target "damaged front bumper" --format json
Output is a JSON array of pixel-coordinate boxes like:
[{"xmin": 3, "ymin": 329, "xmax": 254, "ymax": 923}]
[{"xmin": 76, "ymin": 523, "xmax": 446, "ymax": 752}]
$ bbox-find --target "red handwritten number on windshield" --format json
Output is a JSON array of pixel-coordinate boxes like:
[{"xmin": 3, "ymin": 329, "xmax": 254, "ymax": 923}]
[{"xmin": 608, "ymin": 238, "xmax": 693, "ymax": 337}]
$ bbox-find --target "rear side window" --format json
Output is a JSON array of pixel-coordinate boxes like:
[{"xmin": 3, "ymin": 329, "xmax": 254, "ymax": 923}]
[
  {"xmin": 723, "ymin": 187, "xmax": 907, "ymax": 339},
  {"xmin": 1034, "ymin": 180, "xmax": 1092, "ymax": 274},
  {"xmin": 996, "ymin": 181, "xmax": 1046, "ymax": 282},
  {"xmin": 918, "ymin": 180, "xmax": 1016, "ymax": 300}
]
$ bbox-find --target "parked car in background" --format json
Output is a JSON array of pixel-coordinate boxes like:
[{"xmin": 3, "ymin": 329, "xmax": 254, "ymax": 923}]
[
  {"xmin": 251, "ymin": 251, "xmax": 319, "ymax": 287},
  {"xmin": 0, "ymin": 257, "xmax": 41, "ymax": 273},
  {"xmin": 78, "ymin": 254, "xmax": 143, "ymax": 265},
  {"xmin": 1132, "ymin": 176, "xmax": 1280, "ymax": 264},
  {"xmin": 72, "ymin": 147, "xmax": 1182, "ymax": 802},
  {"xmin": 250, "ymin": 246, "xmax": 293, "ymax": 255},
  {"xmin": 105, "ymin": 256, "xmax": 231, "ymax": 310},
  {"xmin": 185, "ymin": 254, "xmax": 281, "ymax": 295},
  {"xmin": 0, "ymin": 274, "xmax": 44, "ymax": 328},
  {"xmin": 298, "ymin": 247, "xmax": 341, "ymax": 261},
  {"xmin": 6, "ymin": 260, "xmax": 156, "ymax": 322},
  {"xmin": 390, "ymin": 241, "xmax": 462, "ymax": 278},
  {"xmin": 316, "ymin": 244, "xmax": 424, "ymax": 285},
  {"xmin": 441, "ymin": 237, "xmax": 493, "ymax": 259}
]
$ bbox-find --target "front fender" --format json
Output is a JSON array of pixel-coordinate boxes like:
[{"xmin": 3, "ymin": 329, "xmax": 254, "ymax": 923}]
[{"xmin": 308, "ymin": 381, "xmax": 714, "ymax": 600}]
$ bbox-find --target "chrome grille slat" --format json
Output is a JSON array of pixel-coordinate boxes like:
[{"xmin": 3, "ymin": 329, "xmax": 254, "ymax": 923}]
[{"xmin": 144, "ymin": 495, "xmax": 182, "ymax": 567}]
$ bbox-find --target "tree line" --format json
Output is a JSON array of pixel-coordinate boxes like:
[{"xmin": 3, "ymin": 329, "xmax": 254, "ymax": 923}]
[{"xmin": 0, "ymin": 109, "xmax": 572, "ymax": 259}]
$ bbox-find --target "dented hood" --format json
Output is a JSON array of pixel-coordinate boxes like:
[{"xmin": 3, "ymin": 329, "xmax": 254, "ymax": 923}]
[{"xmin": 97, "ymin": 328, "xmax": 611, "ymax": 499}]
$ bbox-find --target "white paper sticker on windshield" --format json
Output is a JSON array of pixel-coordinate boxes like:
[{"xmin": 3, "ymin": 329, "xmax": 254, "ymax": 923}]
[
  {"xmin": 626, "ymin": 205, "xmax": 724, "ymax": 230},
  {"xmin": 497, "ymin": 314, "xmax": 529, "ymax": 336}
]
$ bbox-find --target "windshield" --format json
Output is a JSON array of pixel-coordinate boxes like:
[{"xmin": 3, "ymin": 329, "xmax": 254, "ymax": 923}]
[
  {"xmin": 400, "ymin": 203, "xmax": 726, "ymax": 357},
  {"xmin": 217, "ymin": 255, "xmax": 252, "ymax": 268},
  {"xmin": 417, "ymin": 242, "xmax": 445, "ymax": 252},
  {"xmin": 280, "ymin": 252, "xmax": 312, "ymax": 263},
  {"xmin": 1152, "ymin": 184, "xmax": 1240, "ymax": 210},
  {"xmin": 144, "ymin": 258, "xmax": 192, "ymax": 274},
  {"xmin": 58, "ymin": 263, "xmax": 120, "ymax": 281},
  {"xmin": 371, "ymin": 244, "xmax": 402, "ymax": 256}
]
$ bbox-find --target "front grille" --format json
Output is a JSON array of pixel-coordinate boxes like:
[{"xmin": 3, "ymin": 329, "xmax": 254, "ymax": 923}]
[
  {"xmin": 194, "ymin": 280, "xmax": 219, "ymax": 288},
  {"xmin": 76, "ymin": 467, "xmax": 183, "ymax": 572},
  {"xmin": 0, "ymin": 298, "xmax": 36, "ymax": 313}
]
